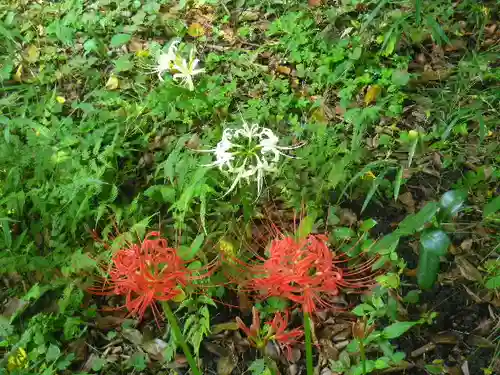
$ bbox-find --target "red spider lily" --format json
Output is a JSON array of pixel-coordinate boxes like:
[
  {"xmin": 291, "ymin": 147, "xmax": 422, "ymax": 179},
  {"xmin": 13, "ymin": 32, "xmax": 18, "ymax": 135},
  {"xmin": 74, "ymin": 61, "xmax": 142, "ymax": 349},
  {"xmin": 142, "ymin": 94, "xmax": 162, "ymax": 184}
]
[
  {"xmin": 236, "ymin": 307, "xmax": 303, "ymax": 360},
  {"xmin": 89, "ymin": 231, "xmax": 217, "ymax": 324},
  {"xmin": 267, "ymin": 311, "xmax": 304, "ymax": 360},
  {"xmin": 229, "ymin": 233, "xmax": 377, "ymax": 313}
]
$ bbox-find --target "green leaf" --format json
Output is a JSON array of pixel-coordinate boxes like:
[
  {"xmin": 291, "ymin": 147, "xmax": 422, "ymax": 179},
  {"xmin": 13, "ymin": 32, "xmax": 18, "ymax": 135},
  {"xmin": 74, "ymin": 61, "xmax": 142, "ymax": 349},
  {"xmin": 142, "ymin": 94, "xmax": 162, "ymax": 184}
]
[
  {"xmin": 110, "ymin": 33, "xmax": 131, "ymax": 48},
  {"xmin": 415, "ymin": 0, "xmax": 422, "ymax": 25},
  {"xmin": 333, "ymin": 227, "xmax": 356, "ymax": 240},
  {"xmin": 391, "ymin": 70, "xmax": 410, "ymax": 86},
  {"xmin": 178, "ymin": 234, "xmax": 205, "ymax": 261},
  {"xmin": 438, "ymin": 190, "xmax": 467, "ymax": 219},
  {"xmin": 403, "ymin": 290, "xmax": 421, "ymax": 304},
  {"xmin": 297, "ymin": 215, "xmax": 316, "ymax": 240},
  {"xmin": 46, "ymin": 344, "xmax": 61, "ymax": 361},
  {"xmin": 397, "ymin": 202, "xmax": 439, "ymax": 236},
  {"xmin": 407, "ymin": 136, "xmax": 418, "ymax": 168},
  {"xmin": 417, "ymin": 230, "xmax": 451, "ymax": 289},
  {"xmin": 382, "ymin": 321, "xmax": 417, "ymax": 339},
  {"xmin": 114, "ymin": 55, "xmax": 134, "ymax": 72},
  {"xmin": 361, "ymin": 170, "xmax": 388, "ymax": 213},
  {"xmin": 393, "ymin": 166, "xmax": 403, "ymax": 201},
  {"xmin": 485, "ymin": 276, "xmax": 500, "ymax": 290},
  {"xmin": 484, "ymin": 196, "xmax": 500, "ymax": 218},
  {"xmin": 352, "ymin": 303, "xmax": 375, "ymax": 316},
  {"xmin": 371, "ymin": 233, "xmax": 400, "ymax": 255},
  {"xmin": 359, "ymin": 218, "xmax": 377, "ymax": 232},
  {"xmin": 376, "ymin": 273, "xmax": 400, "ymax": 289}
]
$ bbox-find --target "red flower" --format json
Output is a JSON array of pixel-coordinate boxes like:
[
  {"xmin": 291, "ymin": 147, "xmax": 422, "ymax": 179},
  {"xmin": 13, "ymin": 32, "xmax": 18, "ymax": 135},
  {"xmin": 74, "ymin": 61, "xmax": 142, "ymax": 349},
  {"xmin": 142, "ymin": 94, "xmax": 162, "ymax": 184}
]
[
  {"xmin": 238, "ymin": 233, "xmax": 376, "ymax": 313},
  {"xmin": 90, "ymin": 231, "xmax": 216, "ymax": 323},
  {"xmin": 236, "ymin": 307, "xmax": 303, "ymax": 360},
  {"xmin": 267, "ymin": 311, "xmax": 304, "ymax": 360}
]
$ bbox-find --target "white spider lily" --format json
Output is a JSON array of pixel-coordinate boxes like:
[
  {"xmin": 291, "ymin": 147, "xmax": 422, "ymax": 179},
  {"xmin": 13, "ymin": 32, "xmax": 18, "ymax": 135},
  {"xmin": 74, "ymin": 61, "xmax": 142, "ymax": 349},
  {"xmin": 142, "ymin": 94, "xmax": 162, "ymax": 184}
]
[
  {"xmin": 155, "ymin": 40, "xmax": 180, "ymax": 81},
  {"xmin": 152, "ymin": 40, "xmax": 205, "ymax": 90},
  {"xmin": 202, "ymin": 122, "xmax": 303, "ymax": 196}
]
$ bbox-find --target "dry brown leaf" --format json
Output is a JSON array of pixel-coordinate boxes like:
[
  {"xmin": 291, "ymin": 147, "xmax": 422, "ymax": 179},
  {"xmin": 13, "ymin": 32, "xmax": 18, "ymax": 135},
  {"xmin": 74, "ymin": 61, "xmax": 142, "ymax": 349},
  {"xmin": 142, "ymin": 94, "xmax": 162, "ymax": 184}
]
[
  {"xmin": 456, "ymin": 256, "xmax": 482, "ymax": 282},
  {"xmin": 399, "ymin": 192, "xmax": 416, "ymax": 212},
  {"xmin": 276, "ymin": 65, "xmax": 292, "ymax": 75},
  {"xmin": 309, "ymin": 0, "xmax": 322, "ymax": 7}
]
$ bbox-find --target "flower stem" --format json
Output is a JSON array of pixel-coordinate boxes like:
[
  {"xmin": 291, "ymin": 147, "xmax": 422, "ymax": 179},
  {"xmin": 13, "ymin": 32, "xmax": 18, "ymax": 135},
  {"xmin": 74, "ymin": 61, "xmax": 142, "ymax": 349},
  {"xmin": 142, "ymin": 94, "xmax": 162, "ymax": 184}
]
[
  {"xmin": 161, "ymin": 302, "xmax": 202, "ymax": 375},
  {"xmin": 304, "ymin": 311, "xmax": 314, "ymax": 375},
  {"xmin": 359, "ymin": 339, "xmax": 366, "ymax": 375}
]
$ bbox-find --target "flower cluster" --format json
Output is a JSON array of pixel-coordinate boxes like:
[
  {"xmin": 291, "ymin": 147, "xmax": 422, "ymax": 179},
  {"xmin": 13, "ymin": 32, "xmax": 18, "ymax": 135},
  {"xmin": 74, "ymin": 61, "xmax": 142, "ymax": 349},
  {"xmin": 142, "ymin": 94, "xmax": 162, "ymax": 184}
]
[
  {"xmin": 203, "ymin": 121, "xmax": 303, "ymax": 196},
  {"xmin": 90, "ymin": 232, "xmax": 215, "ymax": 323},
  {"xmin": 236, "ymin": 307, "xmax": 303, "ymax": 361},
  {"xmin": 237, "ymin": 233, "xmax": 377, "ymax": 313},
  {"xmin": 152, "ymin": 39, "xmax": 204, "ymax": 91}
]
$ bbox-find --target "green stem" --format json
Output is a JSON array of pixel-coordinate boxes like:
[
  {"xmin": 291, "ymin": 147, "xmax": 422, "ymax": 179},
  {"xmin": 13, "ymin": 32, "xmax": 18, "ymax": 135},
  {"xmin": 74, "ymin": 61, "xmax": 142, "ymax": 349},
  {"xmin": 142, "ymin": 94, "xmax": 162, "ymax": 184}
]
[
  {"xmin": 161, "ymin": 302, "xmax": 202, "ymax": 375},
  {"xmin": 359, "ymin": 339, "xmax": 366, "ymax": 375},
  {"xmin": 304, "ymin": 311, "xmax": 314, "ymax": 375}
]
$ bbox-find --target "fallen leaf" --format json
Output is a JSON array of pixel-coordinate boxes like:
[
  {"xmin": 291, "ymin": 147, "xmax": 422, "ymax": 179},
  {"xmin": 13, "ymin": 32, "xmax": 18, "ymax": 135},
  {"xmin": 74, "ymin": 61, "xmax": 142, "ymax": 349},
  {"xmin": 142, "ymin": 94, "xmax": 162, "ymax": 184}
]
[
  {"xmin": 455, "ymin": 256, "xmax": 482, "ymax": 282},
  {"xmin": 122, "ymin": 328, "xmax": 143, "ymax": 346},
  {"xmin": 460, "ymin": 238, "xmax": 473, "ymax": 252},
  {"xmin": 24, "ymin": 45, "xmax": 40, "ymax": 63},
  {"xmin": 432, "ymin": 332, "xmax": 458, "ymax": 344},
  {"xmin": 309, "ymin": 0, "xmax": 322, "ymax": 6},
  {"xmin": 399, "ymin": 192, "xmax": 416, "ymax": 212},
  {"xmin": 211, "ymin": 321, "xmax": 239, "ymax": 335},
  {"xmin": 188, "ymin": 23, "xmax": 205, "ymax": 38},
  {"xmin": 364, "ymin": 85, "xmax": 382, "ymax": 106},
  {"xmin": 217, "ymin": 355, "xmax": 237, "ymax": 375},
  {"xmin": 105, "ymin": 75, "xmax": 119, "ymax": 90},
  {"xmin": 276, "ymin": 65, "xmax": 292, "ymax": 75}
]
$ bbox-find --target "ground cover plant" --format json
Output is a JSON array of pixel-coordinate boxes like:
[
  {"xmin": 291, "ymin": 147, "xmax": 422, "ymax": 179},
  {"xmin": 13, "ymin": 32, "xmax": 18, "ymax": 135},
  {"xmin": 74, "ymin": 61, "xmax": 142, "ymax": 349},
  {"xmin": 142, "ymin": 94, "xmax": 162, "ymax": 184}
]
[{"xmin": 0, "ymin": 0, "xmax": 499, "ymax": 374}]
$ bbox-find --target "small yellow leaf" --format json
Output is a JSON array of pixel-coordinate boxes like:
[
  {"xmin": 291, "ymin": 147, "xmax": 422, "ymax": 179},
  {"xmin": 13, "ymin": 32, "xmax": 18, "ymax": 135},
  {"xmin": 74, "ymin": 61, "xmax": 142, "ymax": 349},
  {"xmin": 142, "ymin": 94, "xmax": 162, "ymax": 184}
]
[
  {"xmin": 364, "ymin": 84, "xmax": 382, "ymax": 106},
  {"xmin": 136, "ymin": 50, "xmax": 149, "ymax": 57},
  {"xmin": 25, "ymin": 45, "xmax": 40, "ymax": 63},
  {"xmin": 105, "ymin": 75, "xmax": 119, "ymax": 90},
  {"xmin": 172, "ymin": 288, "xmax": 186, "ymax": 302},
  {"xmin": 56, "ymin": 96, "xmax": 66, "ymax": 104},
  {"xmin": 14, "ymin": 65, "xmax": 23, "ymax": 82},
  {"xmin": 187, "ymin": 23, "xmax": 205, "ymax": 38},
  {"xmin": 7, "ymin": 348, "xmax": 28, "ymax": 371}
]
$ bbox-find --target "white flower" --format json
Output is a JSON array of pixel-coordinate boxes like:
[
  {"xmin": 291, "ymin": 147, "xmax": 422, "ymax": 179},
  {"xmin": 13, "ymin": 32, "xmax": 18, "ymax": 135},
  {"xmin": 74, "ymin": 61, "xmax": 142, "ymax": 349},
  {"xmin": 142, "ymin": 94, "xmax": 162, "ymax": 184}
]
[
  {"xmin": 155, "ymin": 40, "xmax": 180, "ymax": 81},
  {"xmin": 152, "ymin": 40, "xmax": 205, "ymax": 90},
  {"xmin": 202, "ymin": 121, "xmax": 303, "ymax": 196},
  {"xmin": 172, "ymin": 49, "xmax": 205, "ymax": 91}
]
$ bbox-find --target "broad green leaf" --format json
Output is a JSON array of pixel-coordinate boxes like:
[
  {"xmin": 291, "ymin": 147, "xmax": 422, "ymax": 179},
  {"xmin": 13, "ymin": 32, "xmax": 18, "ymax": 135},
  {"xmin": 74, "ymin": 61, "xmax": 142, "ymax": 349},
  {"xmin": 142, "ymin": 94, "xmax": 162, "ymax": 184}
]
[
  {"xmin": 382, "ymin": 321, "xmax": 417, "ymax": 339},
  {"xmin": 484, "ymin": 196, "xmax": 500, "ymax": 218},
  {"xmin": 376, "ymin": 273, "xmax": 400, "ymax": 289},
  {"xmin": 359, "ymin": 218, "xmax": 377, "ymax": 232},
  {"xmin": 485, "ymin": 276, "xmax": 500, "ymax": 290},
  {"xmin": 333, "ymin": 227, "xmax": 356, "ymax": 240},
  {"xmin": 371, "ymin": 233, "xmax": 400, "ymax": 255},
  {"xmin": 417, "ymin": 230, "xmax": 450, "ymax": 289},
  {"xmin": 178, "ymin": 234, "xmax": 205, "ymax": 261},
  {"xmin": 46, "ymin": 344, "xmax": 61, "ymax": 361},
  {"xmin": 352, "ymin": 303, "xmax": 375, "ymax": 316},
  {"xmin": 391, "ymin": 70, "xmax": 410, "ymax": 86},
  {"xmin": 438, "ymin": 190, "xmax": 467, "ymax": 219},
  {"xmin": 403, "ymin": 290, "xmax": 421, "ymax": 304},
  {"xmin": 297, "ymin": 215, "xmax": 315, "ymax": 240},
  {"xmin": 397, "ymin": 202, "xmax": 439, "ymax": 236},
  {"xmin": 91, "ymin": 357, "xmax": 106, "ymax": 372},
  {"xmin": 110, "ymin": 33, "xmax": 131, "ymax": 48}
]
